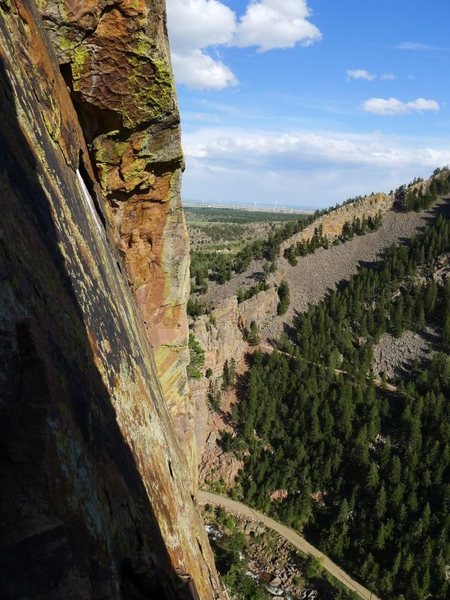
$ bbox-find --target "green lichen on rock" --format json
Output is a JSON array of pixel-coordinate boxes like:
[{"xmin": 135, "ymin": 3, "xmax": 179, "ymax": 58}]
[
  {"xmin": 35, "ymin": 0, "xmax": 195, "ymax": 492},
  {"xmin": 71, "ymin": 43, "xmax": 90, "ymax": 85},
  {"xmin": 93, "ymin": 135, "xmax": 128, "ymax": 166},
  {"xmin": 42, "ymin": 103, "xmax": 61, "ymax": 143},
  {"xmin": 134, "ymin": 30, "xmax": 153, "ymax": 57},
  {"xmin": 56, "ymin": 30, "xmax": 80, "ymax": 56},
  {"xmin": 122, "ymin": 53, "xmax": 176, "ymax": 128},
  {"xmin": 1, "ymin": 1, "xmax": 224, "ymax": 597}
]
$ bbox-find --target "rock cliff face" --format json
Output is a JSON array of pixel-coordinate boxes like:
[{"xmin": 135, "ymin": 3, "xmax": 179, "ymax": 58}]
[
  {"xmin": 191, "ymin": 291, "xmax": 278, "ymax": 484},
  {"xmin": 0, "ymin": 1, "xmax": 223, "ymax": 598},
  {"xmin": 38, "ymin": 0, "xmax": 194, "ymax": 473},
  {"xmin": 193, "ymin": 291, "xmax": 278, "ymax": 383}
]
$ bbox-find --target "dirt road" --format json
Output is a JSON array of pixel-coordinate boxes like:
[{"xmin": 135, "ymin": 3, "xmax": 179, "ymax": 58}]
[{"xmin": 199, "ymin": 490, "xmax": 381, "ymax": 600}]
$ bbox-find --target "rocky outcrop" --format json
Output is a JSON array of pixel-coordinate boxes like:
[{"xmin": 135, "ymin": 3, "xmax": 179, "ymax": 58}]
[
  {"xmin": 0, "ymin": 1, "xmax": 224, "ymax": 598},
  {"xmin": 191, "ymin": 290, "xmax": 278, "ymax": 446},
  {"xmin": 280, "ymin": 192, "xmax": 394, "ymax": 254},
  {"xmin": 191, "ymin": 291, "xmax": 278, "ymax": 485},
  {"xmin": 199, "ymin": 425, "xmax": 245, "ymax": 489},
  {"xmin": 38, "ymin": 0, "xmax": 194, "ymax": 473},
  {"xmin": 193, "ymin": 298, "xmax": 246, "ymax": 380},
  {"xmin": 193, "ymin": 291, "xmax": 278, "ymax": 381},
  {"xmin": 191, "ymin": 298, "xmax": 245, "ymax": 470},
  {"xmin": 239, "ymin": 287, "xmax": 279, "ymax": 331}
]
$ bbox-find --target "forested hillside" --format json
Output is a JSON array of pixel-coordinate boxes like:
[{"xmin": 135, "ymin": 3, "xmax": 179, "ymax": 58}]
[
  {"xmin": 227, "ymin": 213, "xmax": 450, "ymax": 599},
  {"xmin": 190, "ymin": 184, "xmax": 393, "ymax": 291}
]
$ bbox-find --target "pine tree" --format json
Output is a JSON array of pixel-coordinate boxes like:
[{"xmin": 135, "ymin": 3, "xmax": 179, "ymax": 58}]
[
  {"xmin": 277, "ymin": 280, "xmax": 290, "ymax": 315},
  {"xmin": 366, "ymin": 463, "xmax": 379, "ymax": 492},
  {"xmin": 375, "ymin": 486, "xmax": 387, "ymax": 518},
  {"xmin": 442, "ymin": 313, "xmax": 450, "ymax": 351}
]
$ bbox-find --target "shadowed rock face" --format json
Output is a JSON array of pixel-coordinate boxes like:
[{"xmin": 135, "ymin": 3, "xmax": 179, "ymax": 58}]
[
  {"xmin": 0, "ymin": 1, "xmax": 223, "ymax": 598},
  {"xmin": 37, "ymin": 0, "xmax": 194, "ymax": 475}
]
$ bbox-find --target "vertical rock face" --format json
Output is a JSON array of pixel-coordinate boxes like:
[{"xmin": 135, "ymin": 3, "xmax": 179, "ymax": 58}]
[
  {"xmin": 38, "ymin": 0, "xmax": 194, "ymax": 472},
  {"xmin": 0, "ymin": 1, "xmax": 223, "ymax": 598},
  {"xmin": 191, "ymin": 292, "xmax": 278, "ymax": 478}
]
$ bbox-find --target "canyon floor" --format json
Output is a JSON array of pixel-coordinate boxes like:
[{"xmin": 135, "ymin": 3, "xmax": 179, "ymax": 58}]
[{"xmin": 200, "ymin": 492, "xmax": 379, "ymax": 600}]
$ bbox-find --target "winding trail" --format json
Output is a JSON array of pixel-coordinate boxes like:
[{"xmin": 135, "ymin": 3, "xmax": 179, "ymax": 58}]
[
  {"xmin": 259, "ymin": 343, "xmax": 406, "ymax": 397},
  {"xmin": 199, "ymin": 491, "xmax": 381, "ymax": 600}
]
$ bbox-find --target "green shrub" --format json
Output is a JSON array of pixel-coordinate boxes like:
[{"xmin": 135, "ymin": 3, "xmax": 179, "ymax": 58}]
[
  {"xmin": 277, "ymin": 280, "xmax": 290, "ymax": 315},
  {"xmin": 187, "ymin": 333, "xmax": 205, "ymax": 378}
]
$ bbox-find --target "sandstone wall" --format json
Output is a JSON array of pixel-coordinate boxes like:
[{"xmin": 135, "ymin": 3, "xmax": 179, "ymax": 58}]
[
  {"xmin": 38, "ymin": 0, "xmax": 194, "ymax": 472},
  {"xmin": 0, "ymin": 1, "xmax": 223, "ymax": 597},
  {"xmin": 192, "ymin": 290, "xmax": 278, "ymax": 467},
  {"xmin": 193, "ymin": 290, "xmax": 278, "ymax": 380}
]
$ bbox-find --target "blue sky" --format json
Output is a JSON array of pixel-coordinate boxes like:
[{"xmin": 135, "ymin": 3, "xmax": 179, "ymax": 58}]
[{"xmin": 166, "ymin": 0, "xmax": 450, "ymax": 209}]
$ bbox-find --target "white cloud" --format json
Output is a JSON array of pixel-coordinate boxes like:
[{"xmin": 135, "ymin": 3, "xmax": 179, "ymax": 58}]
[
  {"xmin": 347, "ymin": 70, "xmax": 397, "ymax": 82},
  {"xmin": 395, "ymin": 42, "xmax": 435, "ymax": 51},
  {"xmin": 171, "ymin": 50, "xmax": 238, "ymax": 90},
  {"xmin": 167, "ymin": 0, "xmax": 237, "ymax": 89},
  {"xmin": 181, "ymin": 126, "xmax": 450, "ymax": 206},
  {"xmin": 182, "ymin": 111, "xmax": 220, "ymax": 123},
  {"xmin": 347, "ymin": 69, "xmax": 376, "ymax": 81},
  {"xmin": 236, "ymin": 0, "xmax": 322, "ymax": 51},
  {"xmin": 183, "ymin": 127, "xmax": 450, "ymax": 168},
  {"xmin": 166, "ymin": 1, "xmax": 322, "ymax": 89},
  {"xmin": 167, "ymin": 0, "xmax": 236, "ymax": 52},
  {"xmin": 362, "ymin": 97, "xmax": 440, "ymax": 116}
]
